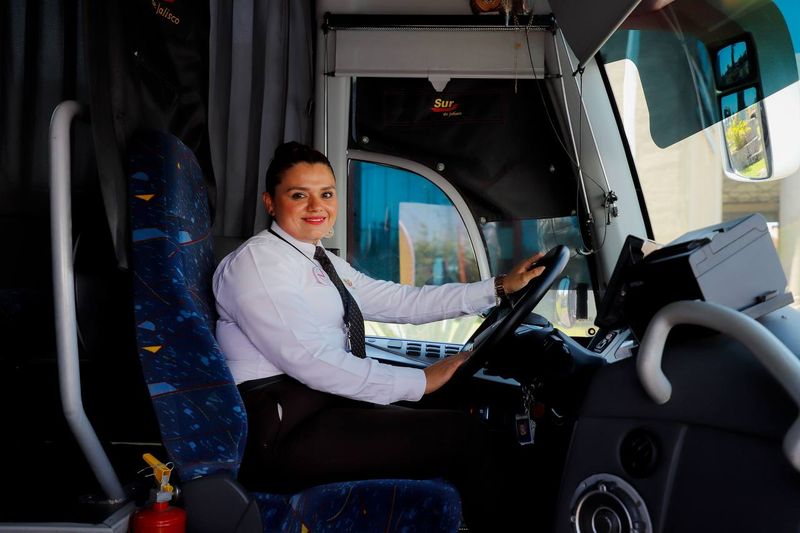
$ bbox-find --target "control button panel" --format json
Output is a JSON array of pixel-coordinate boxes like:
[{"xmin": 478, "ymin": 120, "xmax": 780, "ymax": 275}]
[
  {"xmin": 588, "ymin": 328, "xmax": 636, "ymax": 363},
  {"xmin": 592, "ymin": 330, "xmax": 618, "ymax": 353}
]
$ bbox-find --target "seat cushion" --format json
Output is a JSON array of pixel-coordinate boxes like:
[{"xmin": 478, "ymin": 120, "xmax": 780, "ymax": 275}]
[{"xmin": 254, "ymin": 479, "xmax": 462, "ymax": 532}]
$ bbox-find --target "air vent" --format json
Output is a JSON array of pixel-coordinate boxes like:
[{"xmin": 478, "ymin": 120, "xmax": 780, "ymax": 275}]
[
  {"xmin": 425, "ymin": 344, "xmax": 442, "ymax": 358},
  {"xmin": 406, "ymin": 342, "xmax": 422, "ymax": 356},
  {"xmin": 444, "ymin": 345, "xmax": 460, "ymax": 356}
]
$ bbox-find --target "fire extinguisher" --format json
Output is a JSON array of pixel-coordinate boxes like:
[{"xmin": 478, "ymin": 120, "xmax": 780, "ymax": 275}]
[{"xmin": 131, "ymin": 453, "xmax": 186, "ymax": 533}]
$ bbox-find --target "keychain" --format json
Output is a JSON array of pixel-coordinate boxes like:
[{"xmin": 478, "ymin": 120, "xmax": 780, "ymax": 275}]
[{"xmin": 515, "ymin": 381, "xmax": 538, "ymax": 446}]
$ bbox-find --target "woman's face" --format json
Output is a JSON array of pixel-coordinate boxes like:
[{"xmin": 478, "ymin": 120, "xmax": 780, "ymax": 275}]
[{"xmin": 263, "ymin": 162, "xmax": 338, "ymax": 244}]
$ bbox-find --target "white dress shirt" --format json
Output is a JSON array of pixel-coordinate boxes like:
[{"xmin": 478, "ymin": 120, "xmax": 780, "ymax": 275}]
[{"xmin": 213, "ymin": 223, "xmax": 496, "ymax": 405}]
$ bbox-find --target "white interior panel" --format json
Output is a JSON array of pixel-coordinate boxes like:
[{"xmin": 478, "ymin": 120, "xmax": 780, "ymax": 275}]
[{"xmin": 331, "ymin": 30, "xmax": 546, "ymax": 79}]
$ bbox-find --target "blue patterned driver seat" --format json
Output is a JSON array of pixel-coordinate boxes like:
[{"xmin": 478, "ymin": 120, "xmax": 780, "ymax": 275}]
[{"xmin": 128, "ymin": 131, "xmax": 463, "ymax": 532}]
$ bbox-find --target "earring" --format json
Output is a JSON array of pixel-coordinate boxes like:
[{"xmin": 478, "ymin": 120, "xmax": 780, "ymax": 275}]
[{"xmin": 325, "ymin": 227, "xmax": 335, "ymax": 239}]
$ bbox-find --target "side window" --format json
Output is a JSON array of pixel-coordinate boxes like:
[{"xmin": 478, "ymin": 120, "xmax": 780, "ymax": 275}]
[{"xmin": 348, "ymin": 160, "xmax": 484, "ymax": 343}]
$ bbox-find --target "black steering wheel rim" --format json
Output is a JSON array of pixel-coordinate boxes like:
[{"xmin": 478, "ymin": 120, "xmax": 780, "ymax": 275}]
[{"xmin": 458, "ymin": 245, "xmax": 571, "ymax": 376}]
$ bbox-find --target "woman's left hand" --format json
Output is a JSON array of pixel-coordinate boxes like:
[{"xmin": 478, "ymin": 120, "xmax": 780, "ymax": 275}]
[
  {"xmin": 502, "ymin": 252, "xmax": 546, "ymax": 295},
  {"xmin": 423, "ymin": 351, "xmax": 470, "ymax": 394}
]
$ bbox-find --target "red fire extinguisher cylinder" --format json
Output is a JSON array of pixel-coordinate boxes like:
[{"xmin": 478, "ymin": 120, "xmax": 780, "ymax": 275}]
[{"xmin": 132, "ymin": 501, "xmax": 186, "ymax": 533}]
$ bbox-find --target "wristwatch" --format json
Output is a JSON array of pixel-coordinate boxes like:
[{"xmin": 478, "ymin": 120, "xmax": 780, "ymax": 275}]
[{"xmin": 494, "ymin": 274, "xmax": 507, "ymax": 304}]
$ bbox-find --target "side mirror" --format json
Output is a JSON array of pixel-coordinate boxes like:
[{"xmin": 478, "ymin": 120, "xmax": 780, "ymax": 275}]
[
  {"xmin": 715, "ymin": 41, "xmax": 752, "ymax": 89},
  {"xmin": 713, "ymin": 36, "xmax": 800, "ymax": 181},
  {"xmin": 714, "ymin": 39, "xmax": 770, "ymax": 180},
  {"xmin": 720, "ymin": 87, "xmax": 769, "ymax": 179}
]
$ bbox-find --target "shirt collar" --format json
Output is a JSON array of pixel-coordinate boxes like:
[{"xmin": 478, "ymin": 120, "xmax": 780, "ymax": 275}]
[{"xmin": 270, "ymin": 221, "xmax": 323, "ymax": 256}]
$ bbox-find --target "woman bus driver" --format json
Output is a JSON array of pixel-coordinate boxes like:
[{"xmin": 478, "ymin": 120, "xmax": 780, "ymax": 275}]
[{"xmin": 213, "ymin": 141, "xmax": 545, "ymax": 530}]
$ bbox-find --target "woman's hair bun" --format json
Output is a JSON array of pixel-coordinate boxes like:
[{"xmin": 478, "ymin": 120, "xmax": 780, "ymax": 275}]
[{"xmin": 264, "ymin": 142, "xmax": 333, "ymax": 195}]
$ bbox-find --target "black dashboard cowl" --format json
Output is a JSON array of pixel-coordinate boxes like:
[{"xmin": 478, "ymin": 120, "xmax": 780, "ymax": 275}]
[{"xmin": 580, "ymin": 307, "xmax": 800, "ymax": 442}]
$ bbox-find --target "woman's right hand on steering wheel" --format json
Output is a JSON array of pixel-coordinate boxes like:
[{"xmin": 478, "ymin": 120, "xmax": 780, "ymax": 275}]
[{"xmin": 502, "ymin": 252, "xmax": 547, "ymax": 295}]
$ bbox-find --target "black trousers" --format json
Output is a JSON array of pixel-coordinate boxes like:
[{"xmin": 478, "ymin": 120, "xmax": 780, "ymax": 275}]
[{"xmin": 237, "ymin": 376, "xmax": 522, "ymax": 531}]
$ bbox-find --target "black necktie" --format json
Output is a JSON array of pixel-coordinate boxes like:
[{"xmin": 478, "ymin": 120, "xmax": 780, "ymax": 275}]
[{"xmin": 314, "ymin": 246, "xmax": 366, "ymax": 358}]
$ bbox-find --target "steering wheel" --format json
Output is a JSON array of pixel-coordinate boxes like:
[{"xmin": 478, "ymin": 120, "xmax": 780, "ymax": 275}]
[{"xmin": 458, "ymin": 245, "xmax": 571, "ymax": 376}]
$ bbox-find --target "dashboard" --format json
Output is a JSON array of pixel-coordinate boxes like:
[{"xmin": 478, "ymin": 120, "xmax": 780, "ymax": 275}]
[
  {"xmin": 365, "ymin": 323, "xmax": 636, "ymax": 388},
  {"xmin": 365, "ymin": 336, "xmax": 519, "ymax": 385}
]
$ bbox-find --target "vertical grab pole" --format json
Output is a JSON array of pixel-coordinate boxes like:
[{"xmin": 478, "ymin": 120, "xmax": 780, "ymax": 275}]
[{"xmin": 49, "ymin": 101, "xmax": 126, "ymax": 503}]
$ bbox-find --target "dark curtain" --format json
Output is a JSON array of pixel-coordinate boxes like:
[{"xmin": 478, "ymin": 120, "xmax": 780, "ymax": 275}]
[
  {"xmin": 1, "ymin": 1, "xmax": 214, "ymax": 271},
  {"xmin": 209, "ymin": 0, "xmax": 316, "ymax": 238},
  {"xmin": 0, "ymin": 0, "xmax": 93, "ymax": 359},
  {"xmin": 0, "ymin": 0, "xmax": 94, "ymax": 209},
  {"xmin": 1, "ymin": 0, "xmax": 309, "ymax": 253},
  {"xmin": 85, "ymin": 0, "xmax": 213, "ymax": 268}
]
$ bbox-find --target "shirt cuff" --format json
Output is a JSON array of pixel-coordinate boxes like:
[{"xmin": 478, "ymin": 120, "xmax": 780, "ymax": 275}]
[
  {"xmin": 391, "ymin": 366, "xmax": 427, "ymax": 402},
  {"xmin": 468, "ymin": 278, "xmax": 498, "ymax": 310}
]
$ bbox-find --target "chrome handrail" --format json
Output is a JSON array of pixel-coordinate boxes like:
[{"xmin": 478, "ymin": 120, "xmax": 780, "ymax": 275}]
[{"xmin": 49, "ymin": 100, "xmax": 126, "ymax": 503}]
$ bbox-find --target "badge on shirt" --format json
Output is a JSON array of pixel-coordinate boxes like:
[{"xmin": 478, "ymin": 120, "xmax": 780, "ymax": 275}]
[{"xmin": 313, "ymin": 266, "xmax": 331, "ymax": 286}]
